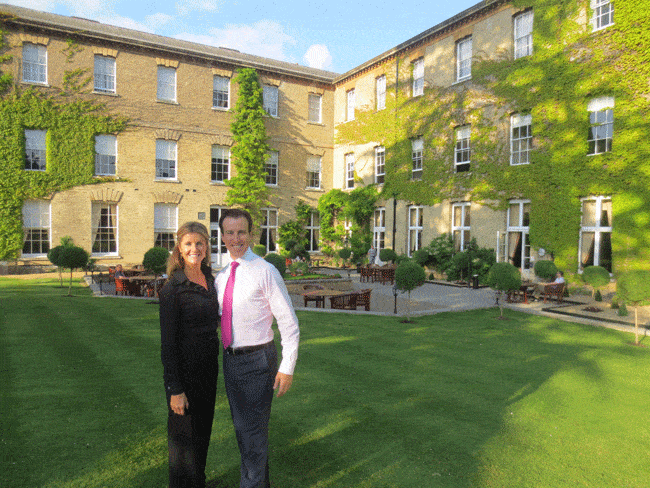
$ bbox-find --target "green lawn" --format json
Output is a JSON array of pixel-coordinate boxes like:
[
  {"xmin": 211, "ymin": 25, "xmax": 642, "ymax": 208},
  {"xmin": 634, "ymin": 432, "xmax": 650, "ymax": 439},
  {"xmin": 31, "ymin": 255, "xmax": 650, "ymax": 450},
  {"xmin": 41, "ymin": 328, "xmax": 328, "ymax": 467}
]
[{"xmin": 1, "ymin": 277, "xmax": 649, "ymax": 487}]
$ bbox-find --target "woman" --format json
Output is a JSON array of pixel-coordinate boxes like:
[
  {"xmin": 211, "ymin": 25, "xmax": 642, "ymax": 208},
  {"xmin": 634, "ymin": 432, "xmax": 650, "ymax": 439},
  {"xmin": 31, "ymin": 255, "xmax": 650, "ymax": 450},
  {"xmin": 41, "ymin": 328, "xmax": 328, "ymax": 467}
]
[{"xmin": 159, "ymin": 222, "xmax": 220, "ymax": 488}]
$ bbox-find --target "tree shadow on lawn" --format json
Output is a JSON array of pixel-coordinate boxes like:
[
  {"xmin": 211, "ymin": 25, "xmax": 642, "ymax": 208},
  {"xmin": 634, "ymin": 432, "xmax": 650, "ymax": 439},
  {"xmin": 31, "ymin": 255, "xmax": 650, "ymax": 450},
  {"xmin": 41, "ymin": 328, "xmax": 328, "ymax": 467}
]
[{"xmin": 264, "ymin": 309, "xmax": 603, "ymax": 487}]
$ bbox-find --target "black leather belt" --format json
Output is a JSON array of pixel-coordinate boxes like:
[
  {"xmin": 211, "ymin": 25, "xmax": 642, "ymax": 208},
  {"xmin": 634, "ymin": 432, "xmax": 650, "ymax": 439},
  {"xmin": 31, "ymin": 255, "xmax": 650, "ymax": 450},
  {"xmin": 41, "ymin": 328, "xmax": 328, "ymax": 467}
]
[{"xmin": 225, "ymin": 341, "xmax": 272, "ymax": 356}]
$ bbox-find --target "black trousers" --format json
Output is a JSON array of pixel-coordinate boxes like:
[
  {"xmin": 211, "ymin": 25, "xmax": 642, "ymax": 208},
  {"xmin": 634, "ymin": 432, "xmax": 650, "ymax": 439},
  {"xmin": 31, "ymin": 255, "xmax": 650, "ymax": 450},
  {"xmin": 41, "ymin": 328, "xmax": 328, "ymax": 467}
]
[{"xmin": 223, "ymin": 341, "xmax": 278, "ymax": 488}]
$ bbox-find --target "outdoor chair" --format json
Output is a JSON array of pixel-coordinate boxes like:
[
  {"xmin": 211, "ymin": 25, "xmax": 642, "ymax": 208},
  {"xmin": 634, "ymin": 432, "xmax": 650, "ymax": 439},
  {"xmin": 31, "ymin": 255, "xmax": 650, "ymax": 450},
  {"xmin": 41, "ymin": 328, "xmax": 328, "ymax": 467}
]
[
  {"xmin": 329, "ymin": 292, "xmax": 358, "ymax": 310},
  {"xmin": 355, "ymin": 289, "xmax": 372, "ymax": 311},
  {"xmin": 543, "ymin": 282, "xmax": 566, "ymax": 303}
]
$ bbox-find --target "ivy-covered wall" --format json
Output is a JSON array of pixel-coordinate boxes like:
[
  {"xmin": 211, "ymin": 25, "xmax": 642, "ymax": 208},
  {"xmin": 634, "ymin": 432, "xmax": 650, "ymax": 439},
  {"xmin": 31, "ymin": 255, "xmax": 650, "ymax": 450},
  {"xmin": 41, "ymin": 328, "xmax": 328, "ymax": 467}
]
[{"xmin": 335, "ymin": 0, "xmax": 650, "ymax": 274}]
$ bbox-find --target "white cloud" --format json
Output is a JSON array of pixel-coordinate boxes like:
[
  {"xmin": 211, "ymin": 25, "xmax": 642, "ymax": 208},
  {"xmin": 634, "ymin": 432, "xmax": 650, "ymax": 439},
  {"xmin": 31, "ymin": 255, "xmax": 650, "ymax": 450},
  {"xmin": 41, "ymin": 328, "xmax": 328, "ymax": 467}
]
[
  {"xmin": 303, "ymin": 44, "xmax": 333, "ymax": 70},
  {"xmin": 93, "ymin": 14, "xmax": 155, "ymax": 33},
  {"xmin": 176, "ymin": 0, "xmax": 221, "ymax": 16},
  {"xmin": 4, "ymin": 0, "xmax": 56, "ymax": 11},
  {"xmin": 176, "ymin": 20, "xmax": 296, "ymax": 62},
  {"xmin": 145, "ymin": 13, "xmax": 174, "ymax": 29}
]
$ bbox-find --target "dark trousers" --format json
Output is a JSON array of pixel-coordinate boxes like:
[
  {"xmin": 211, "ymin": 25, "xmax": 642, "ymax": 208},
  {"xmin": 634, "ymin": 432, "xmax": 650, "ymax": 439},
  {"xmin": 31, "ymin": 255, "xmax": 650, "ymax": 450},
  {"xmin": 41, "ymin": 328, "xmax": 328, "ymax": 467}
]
[{"xmin": 223, "ymin": 341, "xmax": 278, "ymax": 488}]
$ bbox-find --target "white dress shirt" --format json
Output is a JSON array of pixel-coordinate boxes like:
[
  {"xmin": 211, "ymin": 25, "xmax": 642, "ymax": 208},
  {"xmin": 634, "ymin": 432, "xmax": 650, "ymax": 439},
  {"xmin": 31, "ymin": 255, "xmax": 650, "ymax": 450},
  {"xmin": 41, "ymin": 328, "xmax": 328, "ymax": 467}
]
[{"xmin": 216, "ymin": 247, "xmax": 300, "ymax": 375}]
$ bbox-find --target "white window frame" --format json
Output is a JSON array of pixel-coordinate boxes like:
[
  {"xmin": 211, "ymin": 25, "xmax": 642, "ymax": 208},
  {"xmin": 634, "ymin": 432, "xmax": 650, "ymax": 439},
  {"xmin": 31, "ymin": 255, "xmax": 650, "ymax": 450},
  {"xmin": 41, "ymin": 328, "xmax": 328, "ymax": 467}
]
[
  {"xmin": 452, "ymin": 202, "xmax": 471, "ymax": 251},
  {"xmin": 455, "ymin": 125, "xmax": 471, "ymax": 173},
  {"xmin": 506, "ymin": 199, "xmax": 531, "ymax": 270},
  {"xmin": 154, "ymin": 203, "xmax": 177, "ymax": 251},
  {"xmin": 510, "ymin": 114, "xmax": 532, "ymax": 165},
  {"xmin": 22, "ymin": 200, "xmax": 51, "ymax": 257},
  {"xmin": 263, "ymin": 85, "xmax": 279, "ymax": 117},
  {"xmin": 592, "ymin": 0, "xmax": 614, "ymax": 31},
  {"xmin": 156, "ymin": 139, "xmax": 177, "ymax": 180},
  {"xmin": 308, "ymin": 93, "xmax": 322, "ymax": 123},
  {"xmin": 91, "ymin": 202, "xmax": 118, "ymax": 256},
  {"xmin": 213, "ymin": 75, "xmax": 230, "ymax": 109},
  {"xmin": 306, "ymin": 211, "xmax": 320, "ymax": 252},
  {"xmin": 412, "ymin": 138, "xmax": 423, "ymax": 180},
  {"xmin": 265, "ymin": 151, "xmax": 278, "ymax": 186},
  {"xmin": 579, "ymin": 196, "xmax": 612, "ymax": 272},
  {"xmin": 157, "ymin": 66, "xmax": 176, "ymax": 102},
  {"xmin": 260, "ymin": 208, "xmax": 278, "ymax": 253},
  {"xmin": 345, "ymin": 153, "xmax": 355, "ymax": 189},
  {"xmin": 95, "ymin": 134, "xmax": 117, "ymax": 176},
  {"xmin": 346, "ymin": 89, "xmax": 355, "ymax": 121},
  {"xmin": 22, "ymin": 43, "xmax": 47, "ymax": 84},
  {"xmin": 373, "ymin": 207, "xmax": 386, "ymax": 254},
  {"xmin": 94, "ymin": 55, "xmax": 116, "ymax": 93},
  {"xmin": 211, "ymin": 145, "xmax": 230, "ymax": 183},
  {"xmin": 412, "ymin": 58, "xmax": 424, "ymax": 97},
  {"xmin": 375, "ymin": 146, "xmax": 385, "ymax": 184},
  {"xmin": 514, "ymin": 11, "xmax": 534, "ymax": 59},
  {"xmin": 306, "ymin": 155, "xmax": 321, "ymax": 190},
  {"xmin": 25, "ymin": 129, "xmax": 47, "ymax": 171},
  {"xmin": 456, "ymin": 37, "xmax": 472, "ymax": 82},
  {"xmin": 408, "ymin": 205, "xmax": 423, "ymax": 257},
  {"xmin": 376, "ymin": 75, "xmax": 386, "ymax": 111},
  {"xmin": 210, "ymin": 206, "xmax": 228, "ymax": 268},
  {"xmin": 588, "ymin": 97, "xmax": 614, "ymax": 156}
]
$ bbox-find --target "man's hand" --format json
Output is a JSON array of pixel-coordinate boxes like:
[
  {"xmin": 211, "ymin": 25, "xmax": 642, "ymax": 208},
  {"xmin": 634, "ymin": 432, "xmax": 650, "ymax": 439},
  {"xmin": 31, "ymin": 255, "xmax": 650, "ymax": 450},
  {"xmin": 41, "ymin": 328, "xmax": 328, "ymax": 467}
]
[
  {"xmin": 273, "ymin": 372, "xmax": 293, "ymax": 397},
  {"xmin": 170, "ymin": 392, "xmax": 189, "ymax": 415}
]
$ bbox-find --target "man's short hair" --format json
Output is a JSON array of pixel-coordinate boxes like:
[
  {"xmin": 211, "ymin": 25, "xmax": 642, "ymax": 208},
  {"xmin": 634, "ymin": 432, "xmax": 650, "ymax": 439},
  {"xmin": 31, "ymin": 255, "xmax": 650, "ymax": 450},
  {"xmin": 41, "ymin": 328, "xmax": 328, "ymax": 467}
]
[{"xmin": 219, "ymin": 208, "xmax": 253, "ymax": 233}]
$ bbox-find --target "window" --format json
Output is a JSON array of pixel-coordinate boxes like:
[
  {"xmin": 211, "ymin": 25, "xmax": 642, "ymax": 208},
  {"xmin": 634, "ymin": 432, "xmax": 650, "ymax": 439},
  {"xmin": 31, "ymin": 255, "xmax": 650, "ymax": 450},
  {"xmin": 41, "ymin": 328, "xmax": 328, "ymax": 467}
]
[
  {"xmin": 408, "ymin": 206, "xmax": 423, "ymax": 256},
  {"xmin": 511, "ymin": 114, "xmax": 532, "ymax": 165},
  {"xmin": 157, "ymin": 66, "xmax": 176, "ymax": 102},
  {"xmin": 376, "ymin": 75, "xmax": 386, "ymax": 111},
  {"xmin": 346, "ymin": 89, "xmax": 355, "ymax": 121},
  {"xmin": 156, "ymin": 140, "xmax": 177, "ymax": 180},
  {"xmin": 260, "ymin": 208, "xmax": 277, "ymax": 253},
  {"xmin": 263, "ymin": 85, "xmax": 278, "ymax": 117},
  {"xmin": 265, "ymin": 151, "xmax": 278, "ymax": 185},
  {"xmin": 456, "ymin": 37, "xmax": 472, "ymax": 82},
  {"xmin": 375, "ymin": 146, "xmax": 385, "ymax": 184},
  {"xmin": 92, "ymin": 202, "xmax": 118, "ymax": 255},
  {"xmin": 154, "ymin": 203, "xmax": 177, "ymax": 251},
  {"xmin": 94, "ymin": 55, "xmax": 116, "ymax": 93},
  {"xmin": 213, "ymin": 75, "xmax": 229, "ymax": 109},
  {"xmin": 592, "ymin": 0, "xmax": 614, "ymax": 30},
  {"xmin": 25, "ymin": 129, "xmax": 47, "ymax": 171},
  {"xmin": 373, "ymin": 207, "xmax": 385, "ymax": 253},
  {"xmin": 412, "ymin": 58, "xmax": 424, "ymax": 97},
  {"xmin": 455, "ymin": 126, "xmax": 471, "ymax": 173},
  {"xmin": 22, "ymin": 200, "xmax": 50, "ymax": 256},
  {"xmin": 507, "ymin": 200, "xmax": 531, "ymax": 270},
  {"xmin": 210, "ymin": 206, "xmax": 228, "ymax": 267},
  {"xmin": 22, "ymin": 43, "xmax": 47, "ymax": 84},
  {"xmin": 306, "ymin": 211, "xmax": 320, "ymax": 252},
  {"xmin": 412, "ymin": 138, "xmax": 423, "ymax": 180},
  {"xmin": 306, "ymin": 156, "xmax": 321, "ymax": 189},
  {"xmin": 588, "ymin": 97, "xmax": 614, "ymax": 155},
  {"xmin": 580, "ymin": 196, "xmax": 612, "ymax": 272},
  {"xmin": 211, "ymin": 145, "xmax": 230, "ymax": 183},
  {"xmin": 514, "ymin": 11, "xmax": 534, "ymax": 59},
  {"xmin": 345, "ymin": 153, "xmax": 355, "ymax": 189},
  {"xmin": 95, "ymin": 135, "xmax": 117, "ymax": 176},
  {"xmin": 308, "ymin": 93, "xmax": 322, "ymax": 123},
  {"xmin": 452, "ymin": 202, "xmax": 470, "ymax": 251}
]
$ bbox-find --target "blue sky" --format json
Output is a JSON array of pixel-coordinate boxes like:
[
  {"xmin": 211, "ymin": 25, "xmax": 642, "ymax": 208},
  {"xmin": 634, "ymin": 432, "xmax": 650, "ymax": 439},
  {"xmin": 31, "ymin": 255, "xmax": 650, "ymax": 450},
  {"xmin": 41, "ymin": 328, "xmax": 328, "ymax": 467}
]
[{"xmin": 6, "ymin": 0, "xmax": 480, "ymax": 73}]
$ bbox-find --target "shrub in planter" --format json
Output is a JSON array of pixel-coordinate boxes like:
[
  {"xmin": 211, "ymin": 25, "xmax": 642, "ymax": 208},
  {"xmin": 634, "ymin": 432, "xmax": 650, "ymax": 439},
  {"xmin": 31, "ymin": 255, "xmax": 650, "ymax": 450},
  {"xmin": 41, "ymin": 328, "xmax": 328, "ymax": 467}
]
[
  {"xmin": 264, "ymin": 253, "xmax": 286, "ymax": 276},
  {"xmin": 143, "ymin": 247, "xmax": 170, "ymax": 275},
  {"xmin": 379, "ymin": 248, "xmax": 397, "ymax": 264},
  {"xmin": 252, "ymin": 244, "xmax": 267, "ymax": 257},
  {"xmin": 487, "ymin": 262, "xmax": 522, "ymax": 318},
  {"xmin": 534, "ymin": 260, "xmax": 557, "ymax": 281}
]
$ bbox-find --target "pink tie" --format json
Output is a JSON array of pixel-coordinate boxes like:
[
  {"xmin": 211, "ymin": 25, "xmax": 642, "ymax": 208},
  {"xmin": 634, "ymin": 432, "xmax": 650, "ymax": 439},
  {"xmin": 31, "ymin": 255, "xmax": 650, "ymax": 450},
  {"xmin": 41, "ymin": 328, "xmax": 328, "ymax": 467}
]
[{"xmin": 221, "ymin": 261, "xmax": 239, "ymax": 349}]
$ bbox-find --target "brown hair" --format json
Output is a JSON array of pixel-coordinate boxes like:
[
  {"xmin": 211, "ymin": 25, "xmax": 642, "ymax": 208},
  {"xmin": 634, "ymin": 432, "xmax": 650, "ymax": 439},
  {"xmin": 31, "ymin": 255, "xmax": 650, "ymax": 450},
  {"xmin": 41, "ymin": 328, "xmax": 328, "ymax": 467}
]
[
  {"xmin": 166, "ymin": 221, "xmax": 211, "ymax": 277},
  {"xmin": 219, "ymin": 208, "xmax": 253, "ymax": 233}
]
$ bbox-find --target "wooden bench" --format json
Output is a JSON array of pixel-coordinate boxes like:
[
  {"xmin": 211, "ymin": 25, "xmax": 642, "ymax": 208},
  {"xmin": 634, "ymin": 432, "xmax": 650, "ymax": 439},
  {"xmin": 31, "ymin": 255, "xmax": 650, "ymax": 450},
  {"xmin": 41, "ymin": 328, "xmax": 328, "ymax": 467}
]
[
  {"xmin": 355, "ymin": 289, "xmax": 372, "ymax": 311},
  {"xmin": 543, "ymin": 282, "xmax": 565, "ymax": 303},
  {"xmin": 329, "ymin": 289, "xmax": 372, "ymax": 311}
]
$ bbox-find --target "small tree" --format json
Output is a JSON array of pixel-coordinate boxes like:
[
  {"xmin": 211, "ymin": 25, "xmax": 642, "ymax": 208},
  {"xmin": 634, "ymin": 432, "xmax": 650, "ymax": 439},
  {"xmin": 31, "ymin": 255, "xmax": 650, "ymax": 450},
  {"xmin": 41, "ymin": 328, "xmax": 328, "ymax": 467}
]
[
  {"xmin": 58, "ymin": 245, "xmax": 89, "ymax": 296},
  {"xmin": 582, "ymin": 265, "xmax": 610, "ymax": 299},
  {"xmin": 264, "ymin": 253, "xmax": 286, "ymax": 276},
  {"xmin": 616, "ymin": 270, "xmax": 650, "ymax": 346},
  {"xmin": 338, "ymin": 247, "xmax": 352, "ymax": 267},
  {"xmin": 47, "ymin": 236, "xmax": 74, "ymax": 286},
  {"xmin": 487, "ymin": 262, "xmax": 522, "ymax": 318},
  {"xmin": 534, "ymin": 260, "xmax": 557, "ymax": 282},
  {"xmin": 379, "ymin": 248, "xmax": 397, "ymax": 264},
  {"xmin": 395, "ymin": 261, "xmax": 426, "ymax": 322},
  {"xmin": 143, "ymin": 247, "xmax": 170, "ymax": 275}
]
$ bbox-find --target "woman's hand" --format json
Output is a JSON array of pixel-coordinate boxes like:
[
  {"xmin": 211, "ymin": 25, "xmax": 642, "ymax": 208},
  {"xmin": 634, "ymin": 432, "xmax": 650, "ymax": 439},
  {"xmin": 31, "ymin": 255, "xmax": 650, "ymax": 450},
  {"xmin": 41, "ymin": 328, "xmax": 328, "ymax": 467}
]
[{"xmin": 170, "ymin": 393, "xmax": 189, "ymax": 415}]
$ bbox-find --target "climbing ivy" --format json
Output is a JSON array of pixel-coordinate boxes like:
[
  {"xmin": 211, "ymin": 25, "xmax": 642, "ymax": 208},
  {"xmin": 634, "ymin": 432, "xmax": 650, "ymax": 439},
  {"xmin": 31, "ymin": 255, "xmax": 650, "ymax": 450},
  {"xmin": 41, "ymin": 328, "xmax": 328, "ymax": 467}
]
[{"xmin": 335, "ymin": 0, "xmax": 650, "ymax": 274}]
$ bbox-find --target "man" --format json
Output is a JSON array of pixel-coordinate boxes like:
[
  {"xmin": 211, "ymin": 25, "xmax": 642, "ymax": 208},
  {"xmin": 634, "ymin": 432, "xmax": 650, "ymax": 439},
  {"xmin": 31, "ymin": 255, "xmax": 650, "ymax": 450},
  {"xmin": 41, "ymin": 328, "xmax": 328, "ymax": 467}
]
[
  {"xmin": 533, "ymin": 270, "xmax": 565, "ymax": 299},
  {"xmin": 216, "ymin": 208, "xmax": 300, "ymax": 488}
]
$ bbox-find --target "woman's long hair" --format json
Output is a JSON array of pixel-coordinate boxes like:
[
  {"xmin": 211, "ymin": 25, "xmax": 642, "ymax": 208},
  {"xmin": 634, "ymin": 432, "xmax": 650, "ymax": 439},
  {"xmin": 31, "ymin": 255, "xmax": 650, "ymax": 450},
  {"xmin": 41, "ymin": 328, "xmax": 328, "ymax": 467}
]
[{"xmin": 166, "ymin": 221, "xmax": 211, "ymax": 278}]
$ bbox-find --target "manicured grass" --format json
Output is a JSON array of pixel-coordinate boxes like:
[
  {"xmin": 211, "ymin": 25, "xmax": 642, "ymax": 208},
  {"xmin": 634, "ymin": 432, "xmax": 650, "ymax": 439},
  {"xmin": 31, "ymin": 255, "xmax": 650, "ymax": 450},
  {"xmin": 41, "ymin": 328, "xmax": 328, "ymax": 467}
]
[{"xmin": 1, "ymin": 277, "xmax": 649, "ymax": 487}]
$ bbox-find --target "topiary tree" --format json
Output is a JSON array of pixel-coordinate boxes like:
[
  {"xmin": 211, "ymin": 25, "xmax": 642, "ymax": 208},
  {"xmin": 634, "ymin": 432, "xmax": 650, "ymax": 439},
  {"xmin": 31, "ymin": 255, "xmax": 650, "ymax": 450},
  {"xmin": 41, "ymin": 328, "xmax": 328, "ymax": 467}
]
[
  {"xmin": 338, "ymin": 247, "xmax": 352, "ymax": 267},
  {"xmin": 143, "ymin": 247, "xmax": 169, "ymax": 276},
  {"xmin": 264, "ymin": 253, "xmax": 286, "ymax": 277},
  {"xmin": 395, "ymin": 260, "xmax": 426, "ymax": 322},
  {"xmin": 581, "ymin": 265, "xmax": 610, "ymax": 299},
  {"xmin": 58, "ymin": 245, "xmax": 89, "ymax": 296},
  {"xmin": 616, "ymin": 270, "xmax": 650, "ymax": 346},
  {"xmin": 252, "ymin": 244, "xmax": 267, "ymax": 257},
  {"xmin": 487, "ymin": 262, "xmax": 522, "ymax": 318},
  {"xmin": 47, "ymin": 245, "xmax": 66, "ymax": 287},
  {"xmin": 379, "ymin": 248, "xmax": 397, "ymax": 264},
  {"xmin": 534, "ymin": 260, "xmax": 557, "ymax": 282}
]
